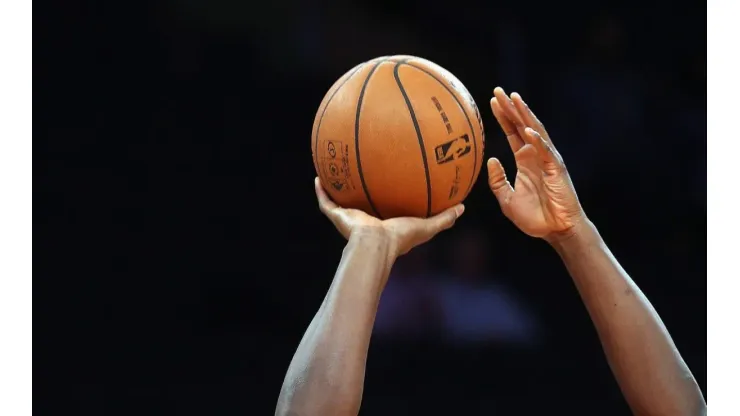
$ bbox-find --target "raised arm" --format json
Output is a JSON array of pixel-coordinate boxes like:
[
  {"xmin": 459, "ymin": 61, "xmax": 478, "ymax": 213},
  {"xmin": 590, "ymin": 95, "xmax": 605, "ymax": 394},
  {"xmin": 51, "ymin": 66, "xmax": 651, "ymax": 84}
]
[
  {"xmin": 275, "ymin": 229, "xmax": 394, "ymax": 416},
  {"xmin": 550, "ymin": 218, "xmax": 704, "ymax": 415},
  {"xmin": 275, "ymin": 178, "xmax": 463, "ymax": 416},
  {"xmin": 486, "ymin": 88, "xmax": 705, "ymax": 415}
]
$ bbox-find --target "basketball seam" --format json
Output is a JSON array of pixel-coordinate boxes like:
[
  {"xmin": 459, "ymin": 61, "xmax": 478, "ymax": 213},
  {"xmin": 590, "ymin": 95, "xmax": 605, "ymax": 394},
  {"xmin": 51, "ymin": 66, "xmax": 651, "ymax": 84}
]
[
  {"xmin": 393, "ymin": 61, "xmax": 433, "ymax": 218},
  {"xmin": 401, "ymin": 62, "xmax": 480, "ymax": 199},
  {"xmin": 354, "ymin": 59, "xmax": 387, "ymax": 218},
  {"xmin": 313, "ymin": 62, "xmax": 366, "ymax": 180}
]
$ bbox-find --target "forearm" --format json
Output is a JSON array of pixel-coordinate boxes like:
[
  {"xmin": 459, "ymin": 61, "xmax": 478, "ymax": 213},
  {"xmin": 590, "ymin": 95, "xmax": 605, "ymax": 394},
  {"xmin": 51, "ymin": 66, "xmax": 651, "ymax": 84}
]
[
  {"xmin": 551, "ymin": 220, "xmax": 705, "ymax": 416},
  {"xmin": 276, "ymin": 231, "xmax": 395, "ymax": 416}
]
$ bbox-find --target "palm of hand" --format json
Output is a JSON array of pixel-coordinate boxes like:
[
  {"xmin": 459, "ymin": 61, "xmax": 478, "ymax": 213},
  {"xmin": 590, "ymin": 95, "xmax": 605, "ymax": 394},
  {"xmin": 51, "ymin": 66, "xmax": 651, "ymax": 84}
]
[{"xmin": 507, "ymin": 146, "xmax": 573, "ymax": 238}]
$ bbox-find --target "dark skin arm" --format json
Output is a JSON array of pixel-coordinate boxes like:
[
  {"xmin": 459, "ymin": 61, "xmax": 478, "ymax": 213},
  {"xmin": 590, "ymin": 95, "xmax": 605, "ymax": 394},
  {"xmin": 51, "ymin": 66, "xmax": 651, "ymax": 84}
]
[
  {"xmin": 275, "ymin": 178, "xmax": 464, "ymax": 416},
  {"xmin": 487, "ymin": 87, "xmax": 706, "ymax": 416}
]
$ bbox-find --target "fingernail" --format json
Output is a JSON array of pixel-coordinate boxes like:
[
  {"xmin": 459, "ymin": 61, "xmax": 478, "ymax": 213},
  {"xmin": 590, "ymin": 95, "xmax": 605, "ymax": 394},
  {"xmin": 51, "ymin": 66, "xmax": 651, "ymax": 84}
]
[
  {"xmin": 525, "ymin": 127, "xmax": 535, "ymax": 135},
  {"xmin": 455, "ymin": 204, "xmax": 465, "ymax": 217}
]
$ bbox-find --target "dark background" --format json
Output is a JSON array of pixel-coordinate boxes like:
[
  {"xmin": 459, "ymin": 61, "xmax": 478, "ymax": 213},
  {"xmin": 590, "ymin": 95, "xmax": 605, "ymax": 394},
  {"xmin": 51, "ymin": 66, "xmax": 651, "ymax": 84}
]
[{"xmin": 37, "ymin": 1, "xmax": 706, "ymax": 415}]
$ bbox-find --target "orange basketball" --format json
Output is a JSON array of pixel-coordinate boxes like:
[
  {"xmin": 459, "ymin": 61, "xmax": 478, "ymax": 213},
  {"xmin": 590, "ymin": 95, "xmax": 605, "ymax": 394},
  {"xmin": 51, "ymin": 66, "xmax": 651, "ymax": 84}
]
[{"xmin": 312, "ymin": 56, "xmax": 485, "ymax": 219}]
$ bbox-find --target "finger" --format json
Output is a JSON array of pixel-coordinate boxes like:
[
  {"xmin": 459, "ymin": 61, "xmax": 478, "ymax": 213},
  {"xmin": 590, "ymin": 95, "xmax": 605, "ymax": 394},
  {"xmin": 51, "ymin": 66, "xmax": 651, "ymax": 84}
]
[
  {"xmin": 493, "ymin": 87, "xmax": 526, "ymax": 131},
  {"xmin": 521, "ymin": 128, "xmax": 562, "ymax": 171},
  {"xmin": 314, "ymin": 177, "xmax": 339, "ymax": 218},
  {"xmin": 494, "ymin": 87, "xmax": 533, "ymax": 157},
  {"xmin": 487, "ymin": 158, "xmax": 514, "ymax": 205},
  {"xmin": 425, "ymin": 204, "xmax": 465, "ymax": 235},
  {"xmin": 510, "ymin": 92, "xmax": 553, "ymax": 145},
  {"xmin": 490, "ymin": 97, "xmax": 525, "ymax": 152}
]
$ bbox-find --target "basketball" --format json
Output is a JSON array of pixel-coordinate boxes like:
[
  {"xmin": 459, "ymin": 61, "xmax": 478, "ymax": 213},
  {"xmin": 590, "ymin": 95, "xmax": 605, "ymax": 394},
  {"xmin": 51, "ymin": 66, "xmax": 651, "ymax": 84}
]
[{"xmin": 311, "ymin": 56, "xmax": 485, "ymax": 219}]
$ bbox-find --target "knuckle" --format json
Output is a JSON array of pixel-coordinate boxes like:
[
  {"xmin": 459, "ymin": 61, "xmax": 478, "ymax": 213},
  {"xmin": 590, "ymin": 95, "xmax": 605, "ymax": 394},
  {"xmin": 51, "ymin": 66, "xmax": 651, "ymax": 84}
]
[
  {"xmin": 489, "ymin": 173, "xmax": 508, "ymax": 191},
  {"xmin": 487, "ymin": 174, "xmax": 500, "ymax": 187},
  {"xmin": 436, "ymin": 214, "xmax": 454, "ymax": 229},
  {"xmin": 439, "ymin": 218, "xmax": 454, "ymax": 231}
]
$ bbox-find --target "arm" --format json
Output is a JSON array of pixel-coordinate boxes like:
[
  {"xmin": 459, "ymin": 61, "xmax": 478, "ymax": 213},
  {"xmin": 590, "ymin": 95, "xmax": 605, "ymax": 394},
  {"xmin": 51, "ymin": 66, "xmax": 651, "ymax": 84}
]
[
  {"xmin": 487, "ymin": 88, "xmax": 705, "ymax": 415},
  {"xmin": 551, "ymin": 220, "xmax": 705, "ymax": 415},
  {"xmin": 275, "ymin": 178, "xmax": 462, "ymax": 416},
  {"xmin": 275, "ymin": 231, "xmax": 394, "ymax": 416}
]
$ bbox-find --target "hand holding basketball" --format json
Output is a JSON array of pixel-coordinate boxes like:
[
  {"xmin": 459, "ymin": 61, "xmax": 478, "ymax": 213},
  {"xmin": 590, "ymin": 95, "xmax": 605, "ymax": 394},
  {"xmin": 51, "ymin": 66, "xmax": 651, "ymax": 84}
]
[
  {"xmin": 487, "ymin": 88, "xmax": 586, "ymax": 241},
  {"xmin": 315, "ymin": 177, "xmax": 464, "ymax": 258}
]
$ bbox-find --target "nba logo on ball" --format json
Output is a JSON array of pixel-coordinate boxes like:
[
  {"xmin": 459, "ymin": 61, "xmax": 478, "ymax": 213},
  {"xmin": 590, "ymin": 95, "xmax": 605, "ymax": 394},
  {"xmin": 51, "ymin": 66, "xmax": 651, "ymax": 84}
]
[{"xmin": 435, "ymin": 134, "xmax": 472, "ymax": 165}]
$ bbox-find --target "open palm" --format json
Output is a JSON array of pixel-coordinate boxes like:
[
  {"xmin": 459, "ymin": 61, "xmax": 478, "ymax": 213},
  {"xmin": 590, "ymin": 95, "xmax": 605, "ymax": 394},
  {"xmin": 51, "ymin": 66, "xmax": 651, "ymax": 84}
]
[{"xmin": 487, "ymin": 88, "xmax": 585, "ymax": 240}]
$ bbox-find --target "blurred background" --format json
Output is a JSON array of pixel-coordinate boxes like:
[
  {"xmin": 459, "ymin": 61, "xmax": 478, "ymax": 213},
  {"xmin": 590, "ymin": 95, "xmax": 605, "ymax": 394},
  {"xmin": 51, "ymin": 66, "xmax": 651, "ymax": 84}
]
[{"xmin": 36, "ymin": 1, "xmax": 705, "ymax": 415}]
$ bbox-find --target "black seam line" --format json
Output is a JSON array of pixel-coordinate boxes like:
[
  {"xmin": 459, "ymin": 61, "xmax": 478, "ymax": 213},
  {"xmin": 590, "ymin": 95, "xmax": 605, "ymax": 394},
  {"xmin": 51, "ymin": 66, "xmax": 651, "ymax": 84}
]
[
  {"xmin": 313, "ymin": 62, "xmax": 365, "ymax": 179},
  {"xmin": 354, "ymin": 59, "xmax": 387, "ymax": 218},
  {"xmin": 402, "ymin": 62, "xmax": 479, "ymax": 198},
  {"xmin": 394, "ymin": 61, "xmax": 433, "ymax": 218}
]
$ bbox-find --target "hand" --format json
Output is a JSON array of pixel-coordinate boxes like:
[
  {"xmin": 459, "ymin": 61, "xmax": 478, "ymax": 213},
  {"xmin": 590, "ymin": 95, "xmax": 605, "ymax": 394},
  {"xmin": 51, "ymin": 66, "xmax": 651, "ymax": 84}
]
[
  {"xmin": 314, "ymin": 177, "xmax": 464, "ymax": 258},
  {"xmin": 487, "ymin": 87, "xmax": 586, "ymax": 242}
]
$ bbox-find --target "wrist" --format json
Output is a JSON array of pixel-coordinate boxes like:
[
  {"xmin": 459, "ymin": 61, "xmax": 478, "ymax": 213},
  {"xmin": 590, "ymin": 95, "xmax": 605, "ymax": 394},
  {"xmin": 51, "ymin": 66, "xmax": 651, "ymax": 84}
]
[
  {"xmin": 347, "ymin": 226, "xmax": 399, "ymax": 264},
  {"xmin": 546, "ymin": 217, "xmax": 601, "ymax": 253},
  {"xmin": 337, "ymin": 228, "xmax": 396, "ymax": 296}
]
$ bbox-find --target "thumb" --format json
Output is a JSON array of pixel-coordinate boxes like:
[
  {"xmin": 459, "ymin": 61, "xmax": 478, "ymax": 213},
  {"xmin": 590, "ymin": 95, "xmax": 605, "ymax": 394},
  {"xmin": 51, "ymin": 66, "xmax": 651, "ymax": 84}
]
[
  {"xmin": 425, "ymin": 204, "xmax": 465, "ymax": 235},
  {"xmin": 487, "ymin": 158, "xmax": 514, "ymax": 206},
  {"xmin": 392, "ymin": 204, "xmax": 465, "ymax": 257}
]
